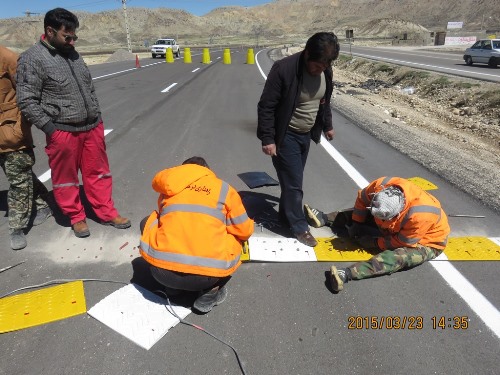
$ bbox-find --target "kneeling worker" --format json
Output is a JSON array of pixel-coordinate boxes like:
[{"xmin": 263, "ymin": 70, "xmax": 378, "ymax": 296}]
[
  {"xmin": 304, "ymin": 176, "xmax": 450, "ymax": 293},
  {"xmin": 139, "ymin": 157, "xmax": 254, "ymax": 313}
]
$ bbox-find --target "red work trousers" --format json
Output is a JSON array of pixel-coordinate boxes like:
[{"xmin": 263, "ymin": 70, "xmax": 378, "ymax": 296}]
[{"xmin": 45, "ymin": 122, "xmax": 118, "ymax": 225}]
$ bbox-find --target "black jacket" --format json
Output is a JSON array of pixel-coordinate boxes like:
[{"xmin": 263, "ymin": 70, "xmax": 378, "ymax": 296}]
[{"xmin": 257, "ymin": 51, "xmax": 333, "ymax": 148}]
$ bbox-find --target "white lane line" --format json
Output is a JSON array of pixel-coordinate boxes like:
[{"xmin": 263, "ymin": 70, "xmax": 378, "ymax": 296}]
[
  {"xmin": 93, "ymin": 68, "xmax": 138, "ymax": 80},
  {"xmin": 432, "ymin": 253, "xmax": 500, "ymax": 339},
  {"xmin": 37, "ymin": 129, "xmax": 114, "ymax": 183},
  {"xmin": 192, "ymin": 68, "xmax": 200, "ymax": 73},
  {"xmin": 161, "ymin": 83, "xmax": 177, "ymax": 93},
  {"xmin": 352, "ymin": 53, "xmax": 499, "ymax": 79},
  {"xmin": 256, "ymin": 52, "xmax": 500, "ymax": 340},
  {"xmin": 319, "ymin": 137, "xmax": 368, "ymax": 188}
]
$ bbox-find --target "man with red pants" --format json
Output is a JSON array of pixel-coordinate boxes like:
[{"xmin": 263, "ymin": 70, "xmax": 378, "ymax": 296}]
[{"xmin": 17, "ymin": 8, "xmax": 130, "ymax": 237}]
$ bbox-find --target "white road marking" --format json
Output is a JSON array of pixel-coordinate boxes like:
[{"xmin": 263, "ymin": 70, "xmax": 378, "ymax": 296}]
[
  {"xmin": 38, "ymin": 129, "xmax": 114, "ymax": 183},
  {"xmin": 352, "ymin": 53, "xmax": 499, "ymax": 79},
  {"xmin": 192, "ymin": 68, "xmax": 200, "ymax": 72},
  {"xmin": 161, "ymin": 83, "xmax": 177, "ymax": 93},
  {"xmin": 256, "ymin": 51, "xmax": 500, "ymax": 340}
]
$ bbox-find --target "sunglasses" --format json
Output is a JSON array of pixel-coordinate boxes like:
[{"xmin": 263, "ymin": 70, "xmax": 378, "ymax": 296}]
[
  {"xmin": 62, "ymin": 34, "xmax": 78, "ymax": 42},
  {"xmin": 50, "ymin": 27, "xmax": 78, "ymax": 42}
]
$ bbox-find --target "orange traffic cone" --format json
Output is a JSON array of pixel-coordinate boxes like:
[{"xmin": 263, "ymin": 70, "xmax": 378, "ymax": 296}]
[{"xmin": 135, "ymin": 54, "xmax": 141, "ymax": 68}]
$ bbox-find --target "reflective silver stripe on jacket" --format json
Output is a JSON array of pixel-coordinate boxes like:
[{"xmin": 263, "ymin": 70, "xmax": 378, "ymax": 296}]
[
  {"xmin": 396, "ymin": 205, "xmax": 442, "ymax": 246},
  {"xmin": 144, "ymin": 181, "xmax": 241, "ymax": 270},
  {"xmin": 53, "ymin": 182, "xmax": 79, "ymax": 188},
  {"xmin": 140, "ymin": 240, "xmax": 241, "ymax": 270},
  {"xmin": 161, "ymin": 204, "xmax": 226, "ymax": 222},
  {"xmin": 227, "ymin": 212, "xmax": 250, "ymax": 226},
  {"xmin": 98, "ymin": 173, "xmax": 112, "ymax": 178}
]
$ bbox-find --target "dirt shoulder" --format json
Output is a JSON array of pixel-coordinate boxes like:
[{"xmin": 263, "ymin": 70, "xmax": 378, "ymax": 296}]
[{"xmin": 275, "ymin": 48, "xmax": 500, "ymax": 212}]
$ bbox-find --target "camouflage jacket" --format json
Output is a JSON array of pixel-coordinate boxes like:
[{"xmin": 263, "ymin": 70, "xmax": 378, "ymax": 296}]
[
  {"xmin": 16, "ymin": 37, "xmax": 101, "ymax": 136},
  {"xmin": 0, "ymin": 45, "xmax": 33, "ymax": 153}
]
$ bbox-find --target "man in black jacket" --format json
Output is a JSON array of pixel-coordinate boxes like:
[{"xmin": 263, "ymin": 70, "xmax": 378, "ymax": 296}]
[{"xmin": 257, "ymin": 32, "xmax": 339, "ymax": 247}]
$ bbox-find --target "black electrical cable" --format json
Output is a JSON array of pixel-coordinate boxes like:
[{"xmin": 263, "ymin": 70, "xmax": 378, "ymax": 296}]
[{"xmin": 155, "ymin": 290, "xmax": 248, "ymax": 375}]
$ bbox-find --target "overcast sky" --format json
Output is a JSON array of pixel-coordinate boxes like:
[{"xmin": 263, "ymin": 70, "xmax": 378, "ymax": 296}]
[{"xmin": 1, "ymin": 0, "xmax": 272, "ymax": 19}]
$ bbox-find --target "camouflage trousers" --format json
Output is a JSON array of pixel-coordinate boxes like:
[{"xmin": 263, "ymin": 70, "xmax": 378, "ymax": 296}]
[
  {"xmin": 0, "ymin": 149, "xmax": 49, "ymax": 232},
  {"xmin": 348, "ymin": 245, "xmax": 442, "ymax": 280}
]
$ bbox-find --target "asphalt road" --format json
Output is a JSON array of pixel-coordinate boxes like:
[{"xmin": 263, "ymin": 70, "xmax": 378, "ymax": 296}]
[
  {"xmin": 0, "ymin": 48, "xmax": 499, "ymax": 375},
  {"xmin": 340, "ymin": 44, "xmax": 500, "ymax": 82}
]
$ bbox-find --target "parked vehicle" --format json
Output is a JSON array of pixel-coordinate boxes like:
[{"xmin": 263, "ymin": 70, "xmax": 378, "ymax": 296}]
[
  {"xmin": 463, "ymin": 39, "xmax": 500, "ymax": 68},
  {"xmin": 151, "ymin": 38, "xmax": 180, "ymax": 58}
]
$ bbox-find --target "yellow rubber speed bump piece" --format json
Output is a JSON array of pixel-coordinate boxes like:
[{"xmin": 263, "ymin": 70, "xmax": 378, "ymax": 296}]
[
  {"xmin": 444, "ymin": 237, "xmax": 500, "ymax": 260},
  {"xmin": 407, "ymin": 177, "xmax": 438, "ymax": 191},
  {"xmin": 314, "ymin": 237, "xmax": 374, "ymax": 261},
  {"xmin": 241, "ymin": 240, "xmax": 250, "ymax": 262},
  {"xmin": 0, "ymin": 281, "xmax": 86, "ymax": 333}
]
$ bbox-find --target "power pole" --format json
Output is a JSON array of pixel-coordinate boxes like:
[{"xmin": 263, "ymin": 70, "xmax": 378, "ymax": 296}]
[{"xmin": 121, "ymin": 0, "xmax": 132, "ymax": 52}]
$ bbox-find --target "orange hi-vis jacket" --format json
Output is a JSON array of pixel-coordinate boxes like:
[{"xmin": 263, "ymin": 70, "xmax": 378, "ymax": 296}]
[
  {"xmin": 352, "ymin": 177, "xmax": 450, "ymax": 251},
  {"xmin": 140, "ymin": 164, "xmax": 254, "ymax": 278}
]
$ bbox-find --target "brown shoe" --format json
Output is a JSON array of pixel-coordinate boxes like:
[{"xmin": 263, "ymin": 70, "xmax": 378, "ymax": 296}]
[
  {"xmin": 73, "ymin": 220, "xmax": 90, "ymax": 238},
  {"xmin": 103, "ymin": 215, "xmax": 131, "ymax": 229},
  {"xmin": 295, "ymin": 231, "xmax": 317, "ymax": 247}
]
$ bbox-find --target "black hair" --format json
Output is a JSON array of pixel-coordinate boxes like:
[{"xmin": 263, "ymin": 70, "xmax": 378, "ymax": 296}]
[
  {"xmin": 182, "ymin": 156, "xmax": 209, "ymax": 169},
  {"xmin": 305, "ymin": 32, "xmax": 340, "ymax": 64},
  {"xmin": 44, "ymin": 8, "xmax": 79, "ymax": 32}
]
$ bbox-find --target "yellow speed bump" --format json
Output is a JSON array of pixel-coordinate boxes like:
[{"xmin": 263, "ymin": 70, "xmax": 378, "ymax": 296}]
[
  {"xmin": 0, "ymin": 281, "xmax": 86, "ymax": 333},
  {"xmin": 242, "ymin": 236, "xmax": 500, "ymax": 262},
  {"xmin": 445, "ymin": 237, "xmax": 500, "ymax": 260},
  {"xmin": 407, "ymin": 177, "xmax": 438, "ymax": 190}
]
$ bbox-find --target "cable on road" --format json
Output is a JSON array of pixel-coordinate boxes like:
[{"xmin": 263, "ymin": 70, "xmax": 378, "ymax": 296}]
[{"xmin": 156, "ymin": 290, "xmax": 248, "ymax": 375}]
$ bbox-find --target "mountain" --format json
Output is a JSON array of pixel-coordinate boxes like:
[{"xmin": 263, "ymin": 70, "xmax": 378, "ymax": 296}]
[{"xmin": 0, "ymin": 0, "xmax": 497, "ymax": 52}]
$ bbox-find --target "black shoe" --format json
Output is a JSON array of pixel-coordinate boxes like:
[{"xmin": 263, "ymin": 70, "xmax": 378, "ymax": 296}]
[
  {"xmin": 193, "ymin": 286, "xmax": 228, "ymax": 313},
  {"xmin": 295, "ymin": 231, "xmax": 318, "ymax": 247},
  {"xmin": 10, "ymin": 229, "xmax": 27, "ymax": 250},
  {"xmin": 330, "ymin": 265, "xmax": 347, "ymax": 292}
]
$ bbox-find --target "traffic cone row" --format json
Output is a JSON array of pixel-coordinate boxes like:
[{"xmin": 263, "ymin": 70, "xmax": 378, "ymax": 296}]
[{"xmin": 139, "ymin": 48, "xmax": 255, "ymax": 65}]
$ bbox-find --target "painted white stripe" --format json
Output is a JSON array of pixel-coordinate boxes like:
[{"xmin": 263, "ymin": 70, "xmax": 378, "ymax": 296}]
[
  {"xmin": 93, "ymin": 68, "xmax": 137, "ymax": 80},
  {"xmin": 256, "ymin": 51, "xmax": 500, "ymax": 341},
  {"xmin": 431, "ymin": 253, "xmax": 500, "ymax": 339},
  {"xmin": 255, "ymin": 49, "xmax": 267, "ymax": 80},
  {"xmin": 319, "ymin": 137, "xmax": 369, "ymax": 188},
  {"xmin": 161, "ymin": 83, "xmax": 177, "ymax": 93},
  {"xmin": 37, "ymin": 129, "xmax": 114, "ymax": 182},
  {"xmin": 352, "ymin": 53, "xmax": 499, "ymax": 79},
  {"xmin": 192, "ymin": 68, "xmax": 200, "ymax": 73}
]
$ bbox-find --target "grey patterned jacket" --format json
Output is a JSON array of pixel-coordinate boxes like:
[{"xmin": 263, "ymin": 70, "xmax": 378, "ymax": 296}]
[{"xmin": 16, "ymin": 38, "xmax": 101, "ymax": 135}]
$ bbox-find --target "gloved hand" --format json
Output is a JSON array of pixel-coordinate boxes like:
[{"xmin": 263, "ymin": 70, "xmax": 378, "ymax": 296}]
[
  {"xmin": 356, "ymin": 236, "xmax": 378, "ymax": 249},
  {"xmin": 345, "ymin": 222, "xmax": 360, "ymax": 238}
]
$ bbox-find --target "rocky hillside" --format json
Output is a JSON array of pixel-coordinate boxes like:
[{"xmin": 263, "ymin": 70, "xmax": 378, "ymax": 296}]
[{"xmin": 0, "ymin": 0, "xmax": 497, "ymax": 52}]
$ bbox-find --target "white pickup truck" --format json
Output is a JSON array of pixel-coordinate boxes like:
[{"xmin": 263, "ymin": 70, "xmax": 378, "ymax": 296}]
[{"xmin": 151, "ymin": 38, "xmax": 180, "ymax": 58}]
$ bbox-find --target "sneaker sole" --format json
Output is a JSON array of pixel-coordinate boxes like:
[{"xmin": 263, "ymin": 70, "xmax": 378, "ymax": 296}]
[
  {"xmin": 74, "ymin": 230, "xmax": 90, "ymax": 238},
  {"xmin": 103, "ymin": 221, "xmax": 131, "ymax": 229},
  {"xmin": 330, "ymin": 266, "xmax": 344, "ymax": 292},
  {"xmin": 304, "ymin": 204, "xmax": 322, "ymax": 228},
  {"xmin": 193, "ymin": 287, "xmax": 228, "ymax": 313}
]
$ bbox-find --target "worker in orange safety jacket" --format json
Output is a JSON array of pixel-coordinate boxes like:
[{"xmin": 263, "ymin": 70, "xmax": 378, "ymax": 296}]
[
  {"xmin": 140, "ymin": 156, "xmax": 254, "ymax": 313},
  {"xmin": 304, "ymin": 176, "xmax": 450, "ymax": 292}
]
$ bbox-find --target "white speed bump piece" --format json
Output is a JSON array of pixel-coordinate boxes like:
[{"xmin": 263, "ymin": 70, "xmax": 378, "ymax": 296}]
[
  {"xmin": 248, "ymin": 236, "xmax": 318, "ymax": 262},
  {"xmin": 87, "ymin": 283, "xmax": 191, "ymax": 350}
]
